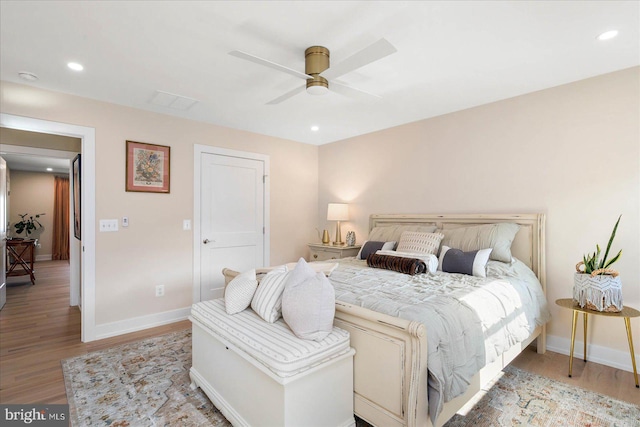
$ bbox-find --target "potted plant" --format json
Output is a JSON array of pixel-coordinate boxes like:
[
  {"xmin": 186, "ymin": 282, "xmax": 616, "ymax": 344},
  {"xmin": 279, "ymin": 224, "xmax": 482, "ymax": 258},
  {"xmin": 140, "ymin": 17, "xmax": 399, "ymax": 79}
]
[
  {"xmin": 574, "ymin": 215, "xmax": 623, "ymax": 312},
  {"xmin": 13, "ymin": 213, "xmax": 45, "ymax": 239}
]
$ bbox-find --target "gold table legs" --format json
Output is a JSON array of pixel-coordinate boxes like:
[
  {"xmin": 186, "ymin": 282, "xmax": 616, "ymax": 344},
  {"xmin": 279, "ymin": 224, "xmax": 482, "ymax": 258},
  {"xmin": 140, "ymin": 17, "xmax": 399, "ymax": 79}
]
[
  {"xmin": 624, "ymin": 317, "xmax": 639, "ymax": 388},
  {"xmin": 568, "ymin": 309, "xmax": 639, "ymax": 388}
]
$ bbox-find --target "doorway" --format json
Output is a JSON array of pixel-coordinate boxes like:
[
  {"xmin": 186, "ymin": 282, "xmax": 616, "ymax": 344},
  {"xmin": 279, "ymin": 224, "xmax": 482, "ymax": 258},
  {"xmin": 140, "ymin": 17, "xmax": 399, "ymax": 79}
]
[
  {"xmin": 193, "ymin": 145, "xmax": 270, "ymax": 302},
  {"xmin": 0, "ymin": 113, "xmax": 97, "ymax": 342}
]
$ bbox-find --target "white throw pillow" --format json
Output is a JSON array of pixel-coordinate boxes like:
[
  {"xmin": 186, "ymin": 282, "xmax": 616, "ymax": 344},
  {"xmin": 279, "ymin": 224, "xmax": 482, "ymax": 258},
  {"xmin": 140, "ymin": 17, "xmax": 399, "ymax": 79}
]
[
  {"xmin": 224, "ymin": 269, "xmax": 258, "ymax": 315},
  {"xmin": 282, "ymin": 268, "xmax": 336, "ymax": 341},
  {"xmin": 250, "ymin": 265, "xmax": 289, "ymax": 323},
  {"xmin": 396, "ymin": 231, "xmax": 444, "ymax": 255}
]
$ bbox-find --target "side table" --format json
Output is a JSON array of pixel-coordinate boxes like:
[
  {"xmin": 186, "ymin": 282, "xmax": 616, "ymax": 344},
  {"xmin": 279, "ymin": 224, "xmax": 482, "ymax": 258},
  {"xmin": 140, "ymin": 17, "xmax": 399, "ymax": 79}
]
[
  {"xmin": 555, "ymin": 298, "xmax": 639, "ymax": 388},
  {"xmin": 308, "ymin": 243, "xmax": 361, "ymax": 262}
]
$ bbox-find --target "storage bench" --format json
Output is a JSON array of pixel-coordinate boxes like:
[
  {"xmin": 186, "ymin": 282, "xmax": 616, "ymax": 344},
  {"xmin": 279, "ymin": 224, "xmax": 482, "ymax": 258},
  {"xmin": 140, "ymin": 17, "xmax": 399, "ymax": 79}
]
[{"xmin": 189, "ymin": 298, "xmax": 356, "ymax": 427}]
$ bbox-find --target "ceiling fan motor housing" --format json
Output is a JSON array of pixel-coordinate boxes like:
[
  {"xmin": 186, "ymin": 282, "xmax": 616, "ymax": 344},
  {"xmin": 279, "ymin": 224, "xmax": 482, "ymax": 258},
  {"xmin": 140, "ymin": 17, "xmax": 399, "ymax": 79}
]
[{"xmin": 305, "ymin": 46, "xmax": 329, "ymax": 93}]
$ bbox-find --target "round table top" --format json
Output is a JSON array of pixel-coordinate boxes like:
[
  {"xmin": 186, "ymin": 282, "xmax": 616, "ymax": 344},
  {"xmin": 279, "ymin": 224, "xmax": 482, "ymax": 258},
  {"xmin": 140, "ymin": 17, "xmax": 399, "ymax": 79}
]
[{"xmin": 556, "ymin": 298, "xmax": 640, "ymax": 318}]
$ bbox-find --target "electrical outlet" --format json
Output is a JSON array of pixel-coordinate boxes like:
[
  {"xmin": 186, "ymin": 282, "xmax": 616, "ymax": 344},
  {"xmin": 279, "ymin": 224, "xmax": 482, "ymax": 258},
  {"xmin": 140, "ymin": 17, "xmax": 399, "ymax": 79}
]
[
  {"xmin": 99, "ymin": 219, "xmax": 119, "ymax": 232},
  {"xmin": 155, "ymin": 284, "xmax": 165, "ymax": 297}
]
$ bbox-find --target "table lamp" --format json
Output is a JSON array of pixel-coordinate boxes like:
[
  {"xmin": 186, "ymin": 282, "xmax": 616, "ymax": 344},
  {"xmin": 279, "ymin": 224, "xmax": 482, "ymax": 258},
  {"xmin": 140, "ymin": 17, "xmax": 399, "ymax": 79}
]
[{"xmin": 327, "ymin": 203, "xmax": 349, "ymax": 245}]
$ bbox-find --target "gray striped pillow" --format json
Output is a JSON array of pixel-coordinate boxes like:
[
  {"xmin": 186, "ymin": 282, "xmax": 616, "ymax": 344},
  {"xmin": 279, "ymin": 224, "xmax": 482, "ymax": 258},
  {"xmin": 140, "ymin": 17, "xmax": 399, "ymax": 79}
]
[
  {"xmin": 251, "ymin": 265, "xmax": 290, "ymax": 323},
  {"xmin": 224, "ymin": 269, "xmax": 258, "ymax": 315}
]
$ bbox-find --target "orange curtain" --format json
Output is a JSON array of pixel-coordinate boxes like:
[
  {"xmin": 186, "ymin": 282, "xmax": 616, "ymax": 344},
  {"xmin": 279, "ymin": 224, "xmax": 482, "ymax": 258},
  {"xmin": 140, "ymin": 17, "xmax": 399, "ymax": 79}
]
[{"xmin": 52, "ymin": 176, "xmax": 70, "ymax": 261}]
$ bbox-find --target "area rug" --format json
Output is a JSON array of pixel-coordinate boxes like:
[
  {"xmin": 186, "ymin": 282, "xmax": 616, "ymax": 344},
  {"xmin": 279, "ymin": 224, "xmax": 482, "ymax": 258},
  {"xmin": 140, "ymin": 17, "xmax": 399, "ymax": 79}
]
[{"xmin": 62, "ymin": 329, "xmax": 640, "ymax": 427}]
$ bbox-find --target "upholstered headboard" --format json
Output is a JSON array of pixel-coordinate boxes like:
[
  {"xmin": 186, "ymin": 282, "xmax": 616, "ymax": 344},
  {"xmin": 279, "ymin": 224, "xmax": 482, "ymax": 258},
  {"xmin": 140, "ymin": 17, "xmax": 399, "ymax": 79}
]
[{"xmin": 369, "ymin": 213, "xmax": 546, "ymax": 293}]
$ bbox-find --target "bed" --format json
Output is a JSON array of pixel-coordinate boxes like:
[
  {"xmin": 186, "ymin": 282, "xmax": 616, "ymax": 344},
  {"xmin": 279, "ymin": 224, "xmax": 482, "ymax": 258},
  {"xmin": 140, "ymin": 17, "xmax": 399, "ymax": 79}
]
[{"xmin": 222, "ymin": 213, "xmax": 549, "ymax": 427}]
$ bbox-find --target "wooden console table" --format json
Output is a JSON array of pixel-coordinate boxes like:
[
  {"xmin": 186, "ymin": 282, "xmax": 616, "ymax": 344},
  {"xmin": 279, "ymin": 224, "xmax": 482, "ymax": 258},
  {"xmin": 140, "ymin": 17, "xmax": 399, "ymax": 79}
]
[
  {"xmin": 6, "ymin": 239, "xmax": 37, "ymax": 285},
  {"xmin": 556, "ymin": 298, "xmax": 639, "ymax": 388}
]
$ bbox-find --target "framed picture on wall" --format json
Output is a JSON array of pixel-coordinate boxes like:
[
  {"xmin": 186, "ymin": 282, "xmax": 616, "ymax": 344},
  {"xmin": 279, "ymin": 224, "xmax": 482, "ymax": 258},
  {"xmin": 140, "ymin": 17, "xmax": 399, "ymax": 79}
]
[
  {"xmin": 126, "ymin": 140, "xmax": 170, "ymax": 193},
  {"xmin": 72, "ymin": 154, "xmax": 81, "ymax": 240}
]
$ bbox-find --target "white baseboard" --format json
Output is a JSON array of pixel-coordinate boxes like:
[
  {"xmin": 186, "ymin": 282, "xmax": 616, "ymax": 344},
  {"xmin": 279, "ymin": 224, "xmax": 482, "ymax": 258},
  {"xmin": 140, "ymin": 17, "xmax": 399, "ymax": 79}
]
[
  {"xmin": 546, "ymin": 334, "xmax": 638, "ymax": 373},
  {"xmin": 94, "ymin": 306, "xmax": 190, "ymax": 340}
]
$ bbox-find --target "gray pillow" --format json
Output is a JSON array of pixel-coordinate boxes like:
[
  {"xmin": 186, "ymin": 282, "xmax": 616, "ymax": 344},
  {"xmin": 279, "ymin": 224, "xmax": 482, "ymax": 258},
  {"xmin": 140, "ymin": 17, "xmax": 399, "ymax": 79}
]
[
  {"xmin": 438, "ymin": 246, "xmax": 492, "ymax": 278},
  {"xmin": 368, "ymin": 224, "xmax": 437, "ymax": 243},
  {"xmin": 282, "ymin": 262, "xmax": 335, "ymax": 341},
  {"xmin": 440, "ymin": 223, "xmax": 519, "ymax": 263},
  {"xmin": 357, "ymin": 240, "xmax": 396, "ymax": 259}
]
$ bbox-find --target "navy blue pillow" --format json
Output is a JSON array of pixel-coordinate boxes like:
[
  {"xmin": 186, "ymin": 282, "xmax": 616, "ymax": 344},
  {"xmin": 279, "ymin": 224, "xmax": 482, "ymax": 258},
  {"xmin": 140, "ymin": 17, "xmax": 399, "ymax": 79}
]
[
  {"xmin": 358, "ymin": 241, "xmax": 386, "ymax": 260},
  {"xmin": 439, "ymin": 246, "xmax": 492, "ymax": 277}
]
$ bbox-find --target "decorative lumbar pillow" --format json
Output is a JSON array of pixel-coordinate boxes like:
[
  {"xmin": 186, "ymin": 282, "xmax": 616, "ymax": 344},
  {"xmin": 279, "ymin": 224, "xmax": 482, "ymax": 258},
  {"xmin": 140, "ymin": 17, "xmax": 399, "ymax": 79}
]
[
  {"xmin": 357, "ymin": 240, "xmax": 396, "ymax": 260},
  {"xmin": 440, "ymin": 223, "xmax": 519, "ymax": 263},
  {"xmin": 366, "ymin": 253, "xmax": 427, "ymax": 275},
  {"xmin": 282, "ymin": 270, "xmax": 336, "ymax": 341},
  {"xmin": 224, "ymin": 268, "xmax": 258, "ymax": 315},
  {"xmin": 250, "ymin": 265, "xmax": 290, "ymax": 323},
  {"xmin": 438, "ymin": 246, "xmax": 492, "ymax": 277},
  {"xmin": 376, "ymin": 250, "xmax": 438, "ymax": 273},
  {"xmin": 368, "ymin": 224, "xmax": 437, "ymax": 244},
  {"xmin": 396, "ymin": 231, "xmax": 444, "ymax": 255}
]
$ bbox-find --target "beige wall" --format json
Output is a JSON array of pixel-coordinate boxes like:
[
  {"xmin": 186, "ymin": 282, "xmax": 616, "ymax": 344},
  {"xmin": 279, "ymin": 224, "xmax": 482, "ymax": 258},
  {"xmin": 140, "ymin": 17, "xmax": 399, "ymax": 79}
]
[
  {"xmin": 1, "ymin": 81, "xmax": 318, "ymax": 325},
  {"xmin": 8, "ymin": 170, "xmax": 55, "ymax": 259},
  {"xmin": 319, "ymin": 67, "xmax": 640, "ymax": 358}
]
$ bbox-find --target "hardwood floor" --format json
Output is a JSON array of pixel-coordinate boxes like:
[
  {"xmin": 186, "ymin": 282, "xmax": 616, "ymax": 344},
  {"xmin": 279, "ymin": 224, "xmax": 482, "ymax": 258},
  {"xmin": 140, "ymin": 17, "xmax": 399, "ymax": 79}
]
[
  {"xmin": 1, "ymin": 260, "xmax": 638, "ymax": 409},
  {"xmin": 0, "ymin": 260, "xmax": 190, "ymax": 404}
]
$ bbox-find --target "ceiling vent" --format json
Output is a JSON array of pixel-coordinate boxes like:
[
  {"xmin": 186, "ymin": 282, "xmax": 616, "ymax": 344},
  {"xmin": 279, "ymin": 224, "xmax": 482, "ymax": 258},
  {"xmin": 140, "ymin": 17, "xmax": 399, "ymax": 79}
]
[{"xmin": 149, "ymin": 90, "xmax": 198, "ymax": 111}]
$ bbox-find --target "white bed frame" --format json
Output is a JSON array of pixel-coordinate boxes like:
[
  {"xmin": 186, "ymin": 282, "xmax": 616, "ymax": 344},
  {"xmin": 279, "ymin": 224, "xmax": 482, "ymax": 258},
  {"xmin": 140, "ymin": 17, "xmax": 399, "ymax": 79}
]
[{"xmin": 223, "ymin": 213, "xmax": 547, "ymax": 427}]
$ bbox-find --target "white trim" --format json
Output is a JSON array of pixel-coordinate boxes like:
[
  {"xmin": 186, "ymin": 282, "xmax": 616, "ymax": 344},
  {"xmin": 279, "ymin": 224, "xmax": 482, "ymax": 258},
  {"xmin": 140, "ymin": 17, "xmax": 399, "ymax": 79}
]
[
  {"xmin": 94, "ymin": 307, "xmax": 191, "ymax": 340},
  {"xmin": 0, "ymin": 144, "xmax": 77, "ymax": 159},
  {"xmin": 0, "ymin": 113, "xmax": 96, "ymax": 342},
  {"xmin": 193, "ymin": 144, "xmax": 270, "ymax": 304},
  {"xmin": 546, "ymin": 334, "xmax": 639, "ymax": 373}
]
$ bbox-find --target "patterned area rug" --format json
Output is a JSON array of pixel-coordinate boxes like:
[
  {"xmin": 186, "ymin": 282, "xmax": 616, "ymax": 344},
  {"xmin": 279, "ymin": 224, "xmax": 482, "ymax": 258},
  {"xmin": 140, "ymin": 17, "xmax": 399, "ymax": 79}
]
[{"xmin": 62, "ymin": 329, "xmax": 640, "ymax": 427}]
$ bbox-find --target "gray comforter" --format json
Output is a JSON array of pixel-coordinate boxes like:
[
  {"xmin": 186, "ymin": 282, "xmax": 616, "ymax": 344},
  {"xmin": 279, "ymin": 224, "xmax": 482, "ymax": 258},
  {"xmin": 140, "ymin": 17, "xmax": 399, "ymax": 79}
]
[{"xmin": 328, "ymin": 257, "xmax": 550, "ymax": 423}]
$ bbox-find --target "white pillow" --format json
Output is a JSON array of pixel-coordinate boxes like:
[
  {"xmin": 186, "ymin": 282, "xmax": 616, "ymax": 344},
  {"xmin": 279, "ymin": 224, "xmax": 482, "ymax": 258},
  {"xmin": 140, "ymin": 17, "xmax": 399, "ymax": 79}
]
[
  {"xmin": 224, "ymin": 269, "xmax": 258, "ymax": 315},
  {"xmin": 375, "ymin": 250, "xmax": 438, "ymax": 273},
  {"xmin": 438, "ymin": 246, "xmax": 492, "ymax": 278},
  {"xmin": 282, "ymin": 267, "xmax": 336, "ymax": 341},
  {"xmin": 396, "ymin": 231, "xmax": 444, "ymax": 255},
  {"xmin": 250, "ymin": 265, "xmax": 289, "ymax": 323}
]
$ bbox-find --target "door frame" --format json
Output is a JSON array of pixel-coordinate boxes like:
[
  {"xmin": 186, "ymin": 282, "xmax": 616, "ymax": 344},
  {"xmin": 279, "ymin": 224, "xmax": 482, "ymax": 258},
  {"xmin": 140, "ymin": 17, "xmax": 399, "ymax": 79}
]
[
  {"xmin": 0, "ymin": 113, "xmax": 97, "ymax": 342},
  {"xmin": 193, "ymin": 144, "xmax": 270, "ymax": 303}
]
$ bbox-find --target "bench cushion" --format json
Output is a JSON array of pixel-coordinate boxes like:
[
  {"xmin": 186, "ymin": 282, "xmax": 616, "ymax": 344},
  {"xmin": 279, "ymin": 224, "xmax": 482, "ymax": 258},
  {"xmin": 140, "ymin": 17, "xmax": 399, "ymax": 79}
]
[{"xmin": 191, "ymin": 299, "xmax": 351, "ymax": 378}]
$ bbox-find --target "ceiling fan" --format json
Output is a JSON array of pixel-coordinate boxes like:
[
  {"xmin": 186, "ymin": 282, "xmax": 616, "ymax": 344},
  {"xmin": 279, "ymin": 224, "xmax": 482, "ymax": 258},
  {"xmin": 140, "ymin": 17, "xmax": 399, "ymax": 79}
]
[{"xmin": 229, "ymin": 38, "xmax": 397, "ymax": 105}]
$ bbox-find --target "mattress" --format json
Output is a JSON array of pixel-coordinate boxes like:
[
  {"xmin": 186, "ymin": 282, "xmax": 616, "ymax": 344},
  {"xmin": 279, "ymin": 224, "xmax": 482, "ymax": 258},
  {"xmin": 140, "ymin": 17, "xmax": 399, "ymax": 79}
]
[{"xmin": 190, "ymin": 298, "xmax": 351, "ymax": 378}]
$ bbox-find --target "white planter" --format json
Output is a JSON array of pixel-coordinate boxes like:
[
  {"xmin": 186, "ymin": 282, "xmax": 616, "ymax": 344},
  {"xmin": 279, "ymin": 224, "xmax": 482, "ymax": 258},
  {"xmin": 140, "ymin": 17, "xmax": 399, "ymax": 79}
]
[{"xmin": 573, "ymin": 272, "xmax": 623, "ymax": 312}]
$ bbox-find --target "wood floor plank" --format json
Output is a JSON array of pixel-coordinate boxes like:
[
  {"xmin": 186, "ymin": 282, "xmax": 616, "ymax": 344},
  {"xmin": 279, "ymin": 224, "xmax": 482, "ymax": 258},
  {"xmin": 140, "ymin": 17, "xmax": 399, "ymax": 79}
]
[{"xmin": 1, "ymin": 260, "xmax": 638, "ymax": 410}]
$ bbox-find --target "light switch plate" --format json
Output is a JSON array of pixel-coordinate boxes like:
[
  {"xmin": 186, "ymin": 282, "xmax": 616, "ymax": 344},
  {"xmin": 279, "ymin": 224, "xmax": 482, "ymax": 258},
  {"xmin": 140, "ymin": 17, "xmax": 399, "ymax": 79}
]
[
  {"xmin": 99, "ymin": 219, "xmax": 119, "ymax": 232},
  {"xmin": 183, "ymin": 220, "xmax": 191, "ymax": 231}
]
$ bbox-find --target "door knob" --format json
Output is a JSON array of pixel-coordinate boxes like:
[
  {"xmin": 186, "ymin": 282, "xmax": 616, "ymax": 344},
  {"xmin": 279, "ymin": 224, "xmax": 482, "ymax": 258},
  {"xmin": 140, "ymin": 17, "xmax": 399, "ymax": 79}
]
[{"xmin": 203, "ymin": 239, "xmax": 211, "ymax": 244}]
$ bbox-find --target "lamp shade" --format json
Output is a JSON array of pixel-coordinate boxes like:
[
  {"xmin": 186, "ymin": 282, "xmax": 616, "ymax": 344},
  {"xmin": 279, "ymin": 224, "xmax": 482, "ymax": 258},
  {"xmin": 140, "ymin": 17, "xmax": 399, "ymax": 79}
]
[{"xmin": 327, "ymin": 203, "xmax": 349, "ymax": 221}]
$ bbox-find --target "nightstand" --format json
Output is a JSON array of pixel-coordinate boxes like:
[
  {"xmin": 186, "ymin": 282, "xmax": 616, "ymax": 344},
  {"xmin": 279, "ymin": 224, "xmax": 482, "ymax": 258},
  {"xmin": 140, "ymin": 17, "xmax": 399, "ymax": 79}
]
[{"xmin": 308, "ymin": 243, "xmax": 361, "ymax": 261}]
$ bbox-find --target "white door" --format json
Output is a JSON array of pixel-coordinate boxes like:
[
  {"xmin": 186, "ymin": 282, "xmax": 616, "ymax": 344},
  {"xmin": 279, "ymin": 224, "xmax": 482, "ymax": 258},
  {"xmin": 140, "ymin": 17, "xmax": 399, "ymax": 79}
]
[
  {"xmin": 0, "ymin": 157, "xmax": 7, "ymax": 310},
  {"xmin": 199, "ymin": 153, "xmax": 265, "ymax": 301}
]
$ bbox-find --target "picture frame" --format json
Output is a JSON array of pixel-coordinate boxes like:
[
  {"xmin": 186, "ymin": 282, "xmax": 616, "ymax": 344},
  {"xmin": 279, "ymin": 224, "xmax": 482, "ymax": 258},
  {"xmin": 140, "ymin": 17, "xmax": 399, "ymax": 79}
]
[
  {"xmin": 126, "ymin": 140, "xmax": 170, "ymax": 193},
  {"xmin": 72, "ymin": 154, "xmax": 81, "ymax": 240}
]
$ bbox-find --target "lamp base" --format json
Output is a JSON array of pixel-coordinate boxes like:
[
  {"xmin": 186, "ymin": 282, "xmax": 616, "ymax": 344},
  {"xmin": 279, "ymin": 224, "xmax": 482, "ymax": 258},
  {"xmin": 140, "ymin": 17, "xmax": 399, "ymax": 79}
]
[{"xmin": 333, "ymin": 221, "xmax": 344, "ymax": 246}]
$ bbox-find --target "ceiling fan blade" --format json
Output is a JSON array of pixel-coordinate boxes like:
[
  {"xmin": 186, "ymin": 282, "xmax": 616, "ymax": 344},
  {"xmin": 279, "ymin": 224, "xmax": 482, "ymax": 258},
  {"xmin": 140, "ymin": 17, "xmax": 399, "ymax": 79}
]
[
  {"xmin": 330, "ymin": 80, "xmax": 382, "ymax": 100},
  {"xmin": 266, "ymin": 85, "xmax": 306, "ymax": 105},
  {"xmin": 229, "ymin": 50, "xmax": 310, "ymax": 81},
  {"xmin": 322, "ymin": 38, "xmax": 397, "ymax": 80}
]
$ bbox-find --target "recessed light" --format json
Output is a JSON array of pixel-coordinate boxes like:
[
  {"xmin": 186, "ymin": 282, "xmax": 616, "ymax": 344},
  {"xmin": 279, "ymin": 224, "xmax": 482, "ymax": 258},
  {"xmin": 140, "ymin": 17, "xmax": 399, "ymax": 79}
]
[
  {"xmin": 18, "ymin": 71, "xmax": 38, "ymax": 81},
  {"xmin": 311, "ymin": 126, "xmax": 320, "ymax": 132},
  {"xmin": 46, "ymin": 168, "xmax": 53, "ymax": 172},
  {"xmin": 67, "ymin": 62, "xmax": 84, "ymax": 71},
  {"xmin": 597, "ymin": 30, "xmax": 618, "ymax": 41}
]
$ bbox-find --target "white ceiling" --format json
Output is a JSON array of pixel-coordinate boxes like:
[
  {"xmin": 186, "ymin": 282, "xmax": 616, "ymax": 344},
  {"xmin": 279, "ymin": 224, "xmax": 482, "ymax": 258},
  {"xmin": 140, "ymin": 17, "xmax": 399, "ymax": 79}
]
[
  {"xmin": 1, "ymin": 1, "xmax": 638, "ymax": 145},
  {"xmin": 1, "ymin": 153, "xmax": 70, "ymax": 175}
]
